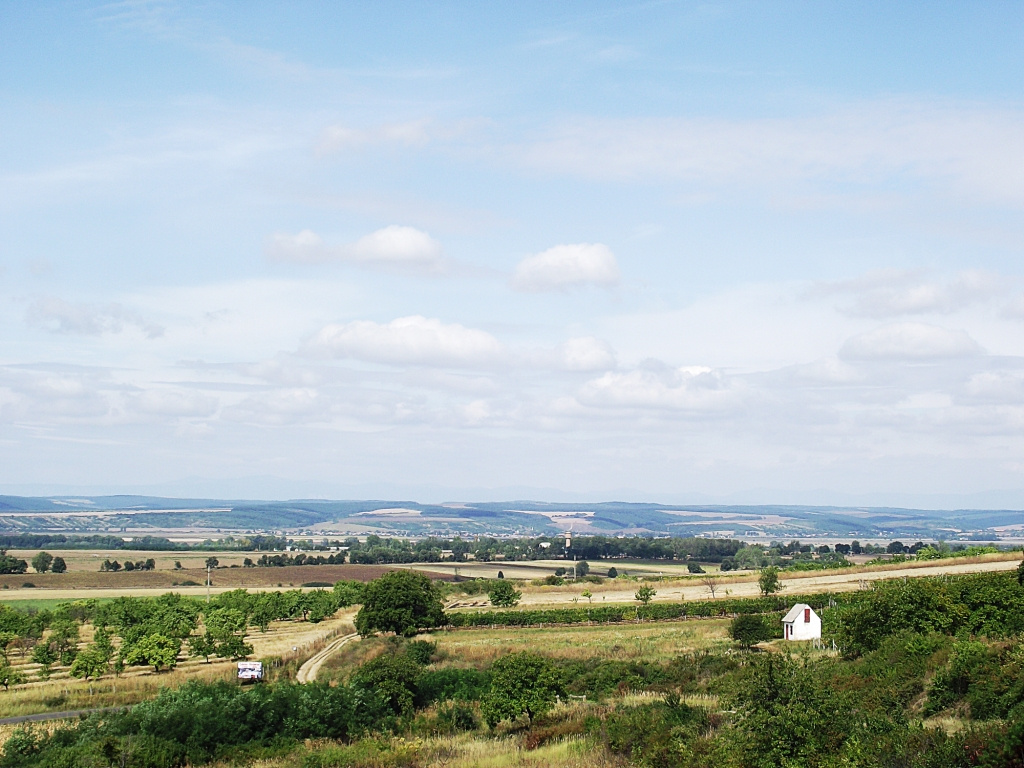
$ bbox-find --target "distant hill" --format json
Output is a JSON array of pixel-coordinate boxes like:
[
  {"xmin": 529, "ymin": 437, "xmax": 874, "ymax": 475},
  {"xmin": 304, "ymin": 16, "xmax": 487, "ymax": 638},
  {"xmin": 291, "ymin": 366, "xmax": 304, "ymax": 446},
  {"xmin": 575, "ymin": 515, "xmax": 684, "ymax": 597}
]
[{"xmin": 0, "ymin": 494, "xmax": 1020, "ymax": 541}]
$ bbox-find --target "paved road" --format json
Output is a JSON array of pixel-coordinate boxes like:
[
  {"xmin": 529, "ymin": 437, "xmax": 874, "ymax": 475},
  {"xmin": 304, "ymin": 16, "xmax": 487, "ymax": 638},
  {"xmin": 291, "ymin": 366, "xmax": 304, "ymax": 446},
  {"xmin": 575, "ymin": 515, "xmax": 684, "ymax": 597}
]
[
  {"xmin": 296, "ymin": 632, "xmax": 360, "ymax": 683},
  {"xmin": 0, "ymin": 707, "xmax": 123, "ymax": 726}
]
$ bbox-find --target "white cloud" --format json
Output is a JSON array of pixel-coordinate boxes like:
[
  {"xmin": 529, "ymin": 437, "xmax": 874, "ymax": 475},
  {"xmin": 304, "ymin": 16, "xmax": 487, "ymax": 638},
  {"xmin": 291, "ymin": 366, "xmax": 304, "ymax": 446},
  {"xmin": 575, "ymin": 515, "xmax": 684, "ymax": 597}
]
[
  {"xmin": 577, "ymin": 363, "xmax": 734, "ymax": 411},
  {"xmin": 512, "ymin": 243, "xmax": 619, "ymax": 291},
  {"xmin": 813, "ymin": 269, "xmax": 1000, "ymax": 318},
  {"xmin": 558, "ymin": 336, "xmax": 616, "ymax": 371},
  {"xmin": 26, "ymin": 297, "xmax": 164, "ymax": 338},
  {"xmin": 839, "ymin": 322, "xmax": 983, "ymax": 361},
  {"xmin": 307, "ymin": 315, "xmax": 503, "ymax": 367},
  {"xmin": 511, "ymin": 101, "xmax": 1024, "ymax": 206},
  {"xmin": 317, "ymin": 120, "xmax": 434, "ymax": 154},
  {"xmin": 267, "ymin": 225, "xmax": 445, "ymax": 273}
]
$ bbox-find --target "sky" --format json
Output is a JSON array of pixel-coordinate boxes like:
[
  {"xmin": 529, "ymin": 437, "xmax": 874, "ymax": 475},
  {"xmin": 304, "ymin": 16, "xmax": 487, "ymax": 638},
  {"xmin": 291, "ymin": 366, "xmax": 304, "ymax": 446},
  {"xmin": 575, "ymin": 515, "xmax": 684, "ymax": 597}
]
[{"xmin": 1, "ymin": 1, "xmax": 1023, "ymax": 506}]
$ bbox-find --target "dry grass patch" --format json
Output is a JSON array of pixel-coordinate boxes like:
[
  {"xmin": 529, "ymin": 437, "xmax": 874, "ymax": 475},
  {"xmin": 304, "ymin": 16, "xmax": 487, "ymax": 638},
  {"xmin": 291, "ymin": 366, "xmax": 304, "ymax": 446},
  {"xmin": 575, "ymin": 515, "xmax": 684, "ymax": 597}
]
[{"xmin": 427, "ymin": 618, "xmax": 732, "ymax": 667}]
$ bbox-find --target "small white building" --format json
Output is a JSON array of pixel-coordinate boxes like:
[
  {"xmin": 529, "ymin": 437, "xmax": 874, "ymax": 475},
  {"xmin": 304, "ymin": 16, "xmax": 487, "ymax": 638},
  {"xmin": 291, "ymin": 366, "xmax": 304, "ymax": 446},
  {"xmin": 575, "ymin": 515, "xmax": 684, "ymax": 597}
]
[{"xmin": 782, "ymin": 604, "xmax": 821, "ymax": 641}]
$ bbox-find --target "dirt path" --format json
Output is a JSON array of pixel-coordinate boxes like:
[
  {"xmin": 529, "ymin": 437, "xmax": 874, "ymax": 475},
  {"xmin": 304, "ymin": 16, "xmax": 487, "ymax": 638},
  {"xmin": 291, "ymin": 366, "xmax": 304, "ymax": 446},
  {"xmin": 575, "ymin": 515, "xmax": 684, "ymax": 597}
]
[
  {"xmin": 0, "ymin": 707, "xmax": 123, "ymax": 726},
  {"xmin": 499, "ymin": 557, "xmax": 1022, "ymax": 608},
  {"xmin": 296, "ymin": 633, "xmax": 360, "ymax": 683}
]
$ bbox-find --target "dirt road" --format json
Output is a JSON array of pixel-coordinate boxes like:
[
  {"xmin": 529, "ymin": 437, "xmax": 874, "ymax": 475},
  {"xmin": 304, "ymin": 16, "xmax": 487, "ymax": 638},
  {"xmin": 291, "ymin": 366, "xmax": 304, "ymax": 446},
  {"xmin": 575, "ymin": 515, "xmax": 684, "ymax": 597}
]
[
  {"xmin": 296, "ymin": 633, "xmax": 360, "ymax": 683},
  {"xmin": 500, "ymin": 557, "xmax": 1022, "ymax": 608}
]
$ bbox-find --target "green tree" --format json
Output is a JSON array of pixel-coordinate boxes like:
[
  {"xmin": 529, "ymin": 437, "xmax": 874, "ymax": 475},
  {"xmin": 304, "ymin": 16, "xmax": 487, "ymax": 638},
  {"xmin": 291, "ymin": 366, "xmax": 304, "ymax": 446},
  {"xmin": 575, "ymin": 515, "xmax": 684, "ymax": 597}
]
[
  {"xmin": 69, "ymin": 647, "xmax": 108, "ymax": 680},
  {"xmin": 49, "ymin": 619, "xmax": 80, "ymax": 665},
  {"xmin": 205, "ymin": 557, "xmax": 219, "ymax": 569},
  {"xmin": 351, "ymin": 652, "xmax": 422, "ymax": 717},
  {"xmin": 0, "ymin": 632, "xmax": 16, "ymax": 663},
  {"xmin": 50, "ymin": 556, "xmax": 67, "ymax": 574},
  {"xmin": 758, "ymin": 566, "xmax": 782, "ymax": 596},
  {"xmin": 581, "ymin": 589, "xmax": 593, "ymax": 604},
  {"xmin": 1017, "ymin": 556, "xmax": 1024, "ymax": 587},
  {"xmin": 307, "ymin": 589, "xmax": 340, "ymax": 623},
  {"xmin": 575, "ymin": 560, "xmax": 590, "ymax": 577},
  {"xmin": 635, "ymin": 584, "xmax": 657, "ymax": 606},
  {"xmin": 188, "ymin": 632, "xmax": 217, "ymax": 663},
  {"xmin": 333, "ymin": 580, "xmax": 365, "ymax": 607},
  {"xmin": 481, "ymin": 652, "xmax": 564, "ymax": 727},
  {"xmin": 30, "ymin": 552, "xmax": 53, "ymax": 574},
  {"xmin": 0, "ymin": 659, "xmax": 26, "ymax": 690},
  {"xmin": 122, "ymin": 633, "xmax": 180, "ymax": 672},
  {"xmin": 214, "ymin": 634, "xmax": 253, "ymax": 661},
  {"xmin": 31, "ymin": 642, "xmax": 56, "ymax": 678},
  {"xmin": 355, "ymin": 571, "xmax": 446, "ymax": 637},
  {"xmin": 730, "ymin": 613, "xmax": 773, "ymax": 649},
  {"xmin": 0, "ymin": 551, "xmax": 28, "ymax": 575},
  {"xmin": 607, "ymin": 566, "xmax": 618, "ymax": 578},
  {"xmin": 488, "ymin": 579, "xmax": 522, "ymax": 608}
]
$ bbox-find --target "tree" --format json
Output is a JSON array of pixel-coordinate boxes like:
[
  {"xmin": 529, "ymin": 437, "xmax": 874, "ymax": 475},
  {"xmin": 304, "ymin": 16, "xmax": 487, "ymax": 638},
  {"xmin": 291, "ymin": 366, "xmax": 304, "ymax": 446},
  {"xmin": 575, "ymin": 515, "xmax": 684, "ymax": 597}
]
[
  {"xmin": 730, "ymin": 613, "xmax": 773, "ymax": 648},
  {"xmin": 488, "ymin": 580, "xmax": 522, "ymax": 608},
  {"xmin": 1017, "ymin": 556, "xmax": 1024, "ymax": 587},
  {"xmin": 174, "ymin": 560, "xmax": 182, "ymax": 570},
  {"xmin": 31, "ymin": 643, "xmax": 56, "ymax": 679},
  {"xmin": 69, "ymin": 647, "xmax": 108, "ymax": 680},
  {"xmin": 575, "ymin": 560, "xmax": 590, "ymax": 577},
  {"xmin": 759, "ymin": 566, "xmax": 782, "ymax": 596},
  {"xmin": 607, "ymin": 567, "xmax": 618, "ymax": 578},
  {"xmin": 496, "ymin": 570, "xmax": 504, "ymax": 579},
  {"xmin": 0, "ymin": 632, "xmax": 16, "ymax": 663},
  {"xmin": 50, "ymin": 557, "xmax": 67, "ymax": 574},
  {"xmin": 205, "ymin": 557, "xmax": 220, "ymax": 569},
  {"xmin": 30, "ymin": 552, "xmax": 53, "ymax": 574},
  {"xmin": 581, "ymin": 589, "xmax": 593, "ymax": 604},
  {"xmin": 481, "ymin": 652, "xmax": 564, "ymax": 727},
  {"xmin": 635, "ymin": 585, "xmax": 657, "ymax": 606},
  {"xmin": 0, "ymin": 659, "xmax": 26, "ymax": 690},
  {"xmin": 351, "ymin": 652, "xmax": 422, "ymax": 717},
  {"xmin": 355, "ymin": 571, "xmax": 446, "ymax": 637},
  {"xmin": 188, "ymin": 632, "xmax": 217, "ymax": 663},
  {"xmin": 122, "ymin": 633, "xmax": 180, "ymax": 672},
  {"xmin": 687, "ymin": 562, "xmax": 705, "ymax": 574},
  {"xmin": 0, "ymin": 551, "xmax": 28, "ymax": 575},
  {"xmin": 701, "ymin": 573, "xmax": 721, "ymax": 599}
]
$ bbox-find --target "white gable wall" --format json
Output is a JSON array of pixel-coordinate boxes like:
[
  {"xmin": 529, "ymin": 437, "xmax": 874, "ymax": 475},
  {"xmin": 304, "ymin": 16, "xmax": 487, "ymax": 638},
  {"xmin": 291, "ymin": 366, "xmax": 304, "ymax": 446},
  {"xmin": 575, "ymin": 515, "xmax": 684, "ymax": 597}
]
[{"xmin": 783, "ymin": 604, "xmax": 821, "ymax": 641}]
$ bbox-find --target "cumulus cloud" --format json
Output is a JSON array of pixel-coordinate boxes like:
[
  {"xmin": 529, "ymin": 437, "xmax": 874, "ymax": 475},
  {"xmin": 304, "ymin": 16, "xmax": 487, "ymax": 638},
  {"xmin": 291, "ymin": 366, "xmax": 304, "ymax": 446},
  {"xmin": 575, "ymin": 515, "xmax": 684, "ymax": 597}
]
[
  {"xmin": 557, "ymin": 336, "xmax": 617, "ymax": 371},
  {"xmin": 577, "ymin": 362, "xmax": 733, "ymax": 410},
  {"xmin": 26, "ymin": 297, "xmax": 164, "ymax": 338},
  {"xmin": 512, "ymin": 243, "xmax": 619, "ymax": 291},
  {"xmin": 839, "ymin": 322, "xmax": 983, "ymax": 361},
  {"xmin": 267, "ymin": 225, "xmax": 445, "ymax": 273},
  {"xmin": 306, "ymin": 316, "xmax": 503, "ymax": 367},
  {"xmin": 813, "ymin": 269, "xmax": 1000, "ymax": 318}
]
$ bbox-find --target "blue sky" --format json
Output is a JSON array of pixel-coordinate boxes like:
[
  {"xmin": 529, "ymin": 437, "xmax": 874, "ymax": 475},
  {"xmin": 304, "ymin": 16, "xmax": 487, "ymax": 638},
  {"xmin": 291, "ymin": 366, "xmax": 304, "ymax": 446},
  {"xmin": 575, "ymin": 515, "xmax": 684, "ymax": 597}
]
[{"xmin": 1, "ymin": 1, "xmax": 1023, "ymax": 505}]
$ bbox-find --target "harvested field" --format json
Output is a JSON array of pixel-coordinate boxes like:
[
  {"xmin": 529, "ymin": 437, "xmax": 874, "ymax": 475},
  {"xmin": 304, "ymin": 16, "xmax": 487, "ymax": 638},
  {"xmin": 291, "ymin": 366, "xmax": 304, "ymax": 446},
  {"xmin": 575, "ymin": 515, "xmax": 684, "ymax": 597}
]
[
  {"xmin": 466, "ymin": 553, "xmax": 1023, "ymax": 608},
  {"xmin": 0, "ymin": 563, "xmax": 450, "ymax": 597}
]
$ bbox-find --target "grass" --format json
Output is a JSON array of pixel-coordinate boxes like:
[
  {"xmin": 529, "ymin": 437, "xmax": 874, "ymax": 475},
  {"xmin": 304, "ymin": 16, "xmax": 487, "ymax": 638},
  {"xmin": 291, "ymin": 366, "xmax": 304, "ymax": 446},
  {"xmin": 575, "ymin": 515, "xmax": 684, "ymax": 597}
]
[
  {"xmin": 206, "ymin": 731, "xmax": 622, "ymax": 768},
  {"xmin": 423, "ymin": 619, "xmax": 733, "ymax": 667},
  {"xmin": 0, "ymin": 613, "xmax": 356, "ymax": 719}
]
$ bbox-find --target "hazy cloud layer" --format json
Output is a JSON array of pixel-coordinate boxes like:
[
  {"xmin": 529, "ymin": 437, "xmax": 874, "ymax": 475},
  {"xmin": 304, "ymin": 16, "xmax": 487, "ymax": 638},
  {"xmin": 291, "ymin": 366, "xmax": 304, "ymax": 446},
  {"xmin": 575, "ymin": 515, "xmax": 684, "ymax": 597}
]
[
  {"xmin": 26, "ymin": 297, "xmax": 164, "ymax": 339},
  {"xmin": 306, "ymin": 316, "xmax": 503, "ymax": 367},
  {"xmin": 839, "ymin": 323, "xmax": 984, "ymax": 361}
]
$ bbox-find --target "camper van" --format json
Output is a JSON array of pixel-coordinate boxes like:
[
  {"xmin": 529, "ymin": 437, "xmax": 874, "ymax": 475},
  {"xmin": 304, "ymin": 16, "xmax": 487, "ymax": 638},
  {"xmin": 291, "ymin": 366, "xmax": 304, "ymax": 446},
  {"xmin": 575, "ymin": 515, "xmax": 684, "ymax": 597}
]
[{"xmin": 237, "ymin": 661, "xmax": 264, "ymax": 681}]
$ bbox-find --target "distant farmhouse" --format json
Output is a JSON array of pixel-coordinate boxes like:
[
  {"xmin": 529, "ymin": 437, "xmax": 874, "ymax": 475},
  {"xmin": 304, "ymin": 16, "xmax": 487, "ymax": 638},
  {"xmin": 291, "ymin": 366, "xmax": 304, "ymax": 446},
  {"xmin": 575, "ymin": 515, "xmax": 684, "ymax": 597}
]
[{"xmin": 782, "ymin": 603, "xmax": 821, "ymax": 641}]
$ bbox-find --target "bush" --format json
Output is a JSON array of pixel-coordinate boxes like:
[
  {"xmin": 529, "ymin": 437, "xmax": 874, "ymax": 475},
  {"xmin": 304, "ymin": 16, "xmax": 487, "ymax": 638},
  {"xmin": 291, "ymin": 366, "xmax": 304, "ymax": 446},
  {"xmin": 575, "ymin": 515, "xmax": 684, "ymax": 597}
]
[{"xmin": 730, "ymin": 613, "xmax": 773, "ymax": 648}]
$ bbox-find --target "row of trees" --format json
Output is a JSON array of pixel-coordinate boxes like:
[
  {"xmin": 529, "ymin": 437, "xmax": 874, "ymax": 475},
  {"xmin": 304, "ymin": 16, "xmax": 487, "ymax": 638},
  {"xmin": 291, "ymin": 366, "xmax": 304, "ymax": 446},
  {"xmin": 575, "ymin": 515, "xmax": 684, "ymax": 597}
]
[{"xmin": 0, "ymin": 581, "xmax": 368, "ymax": 686}]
